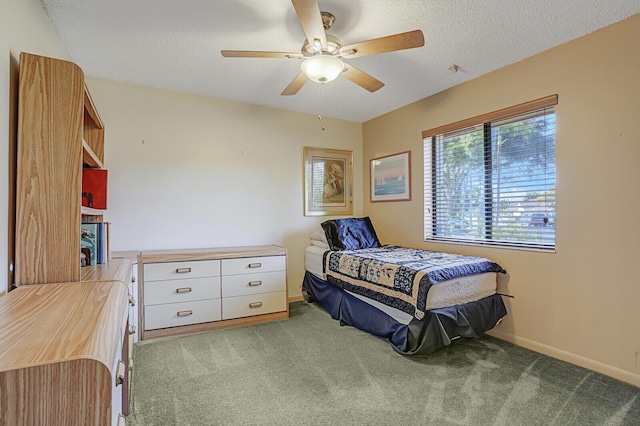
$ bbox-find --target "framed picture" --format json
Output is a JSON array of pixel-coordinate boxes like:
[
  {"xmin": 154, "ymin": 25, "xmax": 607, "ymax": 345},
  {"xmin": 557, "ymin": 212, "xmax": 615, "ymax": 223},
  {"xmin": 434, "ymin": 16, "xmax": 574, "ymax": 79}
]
[
  {"xmin": 370, "ymin": 151, "xmax": 411, "ymax": 202},
  {"xmin": 303, "ymin": 147, "xmax": 353, "ymax": 216}
]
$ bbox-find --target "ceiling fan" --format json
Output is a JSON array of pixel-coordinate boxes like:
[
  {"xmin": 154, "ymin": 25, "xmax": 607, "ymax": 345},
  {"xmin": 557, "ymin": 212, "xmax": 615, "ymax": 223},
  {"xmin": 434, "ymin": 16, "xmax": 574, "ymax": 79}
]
[{"xmin": 221, "ymin": 0, "xmax": 425, "ymax": 96}]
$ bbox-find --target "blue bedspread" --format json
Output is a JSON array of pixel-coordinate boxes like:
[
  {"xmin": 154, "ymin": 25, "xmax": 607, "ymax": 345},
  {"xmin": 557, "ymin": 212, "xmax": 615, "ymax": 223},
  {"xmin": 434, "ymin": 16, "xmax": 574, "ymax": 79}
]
[{"xmin": 324, "ymin": 245, "xmax": 506, "ymax": 320}]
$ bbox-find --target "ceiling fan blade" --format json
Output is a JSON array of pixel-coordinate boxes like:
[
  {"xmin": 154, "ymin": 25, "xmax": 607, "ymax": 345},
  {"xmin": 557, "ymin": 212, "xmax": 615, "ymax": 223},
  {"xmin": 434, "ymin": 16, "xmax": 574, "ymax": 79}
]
[
  {"xmin": 291, "ymin": 0, "xmax": 327, "ymax": 50},
  {"xmin": 342, "ymin": 64, "xmax": 385, "ymax": 92},
  {"xmin": 221, "ymin": 50, "xmax": 303, "ymax": 59},
  {"xmin": 281, "ymin": 72, "xmax": 309, "ymax": 96},
  {"xmin": 340, "ymin": 30, "xmax": 425, "ymax": 59}
]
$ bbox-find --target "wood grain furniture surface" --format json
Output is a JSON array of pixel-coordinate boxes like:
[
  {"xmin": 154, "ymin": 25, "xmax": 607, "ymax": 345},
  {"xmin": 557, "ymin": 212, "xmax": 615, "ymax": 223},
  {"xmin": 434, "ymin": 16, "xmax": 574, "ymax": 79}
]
[
  {"xmin": 140, "ymin": 245, "xmax": 288, "ymax": 340},
  {"xmin": 140, "ymin": 245, "xmax": 287, "ymax": 263},
  {"xmin": 8, "ymin": 52, "xmax": 131, "ymax": 425},
  {"xmin": 0, "ymin": 270, "xmax": 130, "ymax": 425},
  {"xmin": 15, "ymin": 52, "xmax": 106, "ymax": 286}
]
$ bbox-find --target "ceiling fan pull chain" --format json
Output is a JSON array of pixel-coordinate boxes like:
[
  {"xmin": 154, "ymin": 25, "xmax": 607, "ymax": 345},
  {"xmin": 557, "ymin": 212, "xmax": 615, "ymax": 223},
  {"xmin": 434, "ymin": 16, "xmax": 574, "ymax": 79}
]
[{"xmin": 318, "ymin": 83, "xmax": 325, "ymax": 131}]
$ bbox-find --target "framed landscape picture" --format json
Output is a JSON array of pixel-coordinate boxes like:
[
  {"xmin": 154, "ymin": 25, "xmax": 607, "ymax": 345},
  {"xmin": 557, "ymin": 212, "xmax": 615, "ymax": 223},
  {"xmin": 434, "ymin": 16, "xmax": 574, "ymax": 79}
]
[
  {"xmin": 303, "ymin": 147, "xmax": 353, "ymax": 216},
  {"xmin": 370, "ymin": 151, "xmax": 411, "ymax": 202}
]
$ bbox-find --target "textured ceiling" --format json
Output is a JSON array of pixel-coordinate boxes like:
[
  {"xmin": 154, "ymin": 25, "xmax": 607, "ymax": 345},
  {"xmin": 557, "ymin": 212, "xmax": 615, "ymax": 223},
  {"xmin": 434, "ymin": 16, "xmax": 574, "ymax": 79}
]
[{"xmin": 40, "ymin": 0, "xmax": 639, "ymax": 123}]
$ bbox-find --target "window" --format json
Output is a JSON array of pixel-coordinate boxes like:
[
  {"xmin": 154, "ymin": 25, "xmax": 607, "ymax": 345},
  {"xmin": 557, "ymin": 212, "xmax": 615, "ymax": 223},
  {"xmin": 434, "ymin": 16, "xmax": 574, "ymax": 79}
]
[{"xmin": 423, "ymin": 95, "xmax": 557, "ymax": 251}]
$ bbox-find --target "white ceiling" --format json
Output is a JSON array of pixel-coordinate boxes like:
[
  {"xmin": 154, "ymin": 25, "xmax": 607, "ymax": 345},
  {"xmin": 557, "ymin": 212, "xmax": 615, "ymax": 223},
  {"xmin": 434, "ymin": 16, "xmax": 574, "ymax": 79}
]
[{"xmin": 40, "ymin": 0, "xmax": 639, "ymax": 123}]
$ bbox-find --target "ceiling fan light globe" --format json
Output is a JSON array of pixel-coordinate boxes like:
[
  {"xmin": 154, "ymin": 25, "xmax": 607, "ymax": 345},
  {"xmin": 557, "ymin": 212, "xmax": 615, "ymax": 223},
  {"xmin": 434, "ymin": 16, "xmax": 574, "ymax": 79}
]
[{"xmin": 301, "ymin": 56, "xmax": 344, "ymax": 84}]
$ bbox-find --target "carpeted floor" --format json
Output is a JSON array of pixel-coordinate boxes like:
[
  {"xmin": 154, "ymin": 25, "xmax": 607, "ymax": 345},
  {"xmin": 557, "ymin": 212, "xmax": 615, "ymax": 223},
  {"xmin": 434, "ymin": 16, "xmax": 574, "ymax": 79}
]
[{"xmin": 128, "ymin": 301, "xmax": 640, "ymax": 426}]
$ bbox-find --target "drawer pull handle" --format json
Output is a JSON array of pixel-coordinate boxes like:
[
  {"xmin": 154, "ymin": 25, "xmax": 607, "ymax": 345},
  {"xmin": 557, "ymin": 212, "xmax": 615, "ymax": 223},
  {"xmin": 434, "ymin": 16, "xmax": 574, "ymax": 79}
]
[
  {"xmin": 129, "ymin": 325, "xmax": 136, "ymax": 335},
  {"xmin": 176, "ymin": 267, "xmax": 192, "ymax": 274},
  {"xmin": 176, "ymin": 287, "xmax": 193, "ymax": 294},
  {"xmin": 249, "ymin": 302, "xmax": 263, "ymax": 309},
  {"xmin": 248, "ymin": 281, "xmax": 262, "ymax": 287},
  {"xmin": 248, "ymin": 263, "xmax": 262, "ymax": 268},
  {"xmin": 177, "ymin": 310, "xmax": 193, "ymax": 317},
  {"xmin": 131, "ymin": 275, "xmax": 136, "ymax": 283},
  {"xmin": 129, "ymin": 294, "xmax": 135, "ymax": 306},
  {"xmin": 116, "ymin": 360, "xmax": 126, "ymax": 386}
]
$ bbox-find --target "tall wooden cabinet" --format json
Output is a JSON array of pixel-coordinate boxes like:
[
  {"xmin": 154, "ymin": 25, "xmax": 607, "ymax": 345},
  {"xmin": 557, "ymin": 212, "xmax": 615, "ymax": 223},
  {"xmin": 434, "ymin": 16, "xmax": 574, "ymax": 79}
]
[
  {"xmin": 3, "ymin": 53, "xmax": 130, "ymax": 425},
  {"xmin": 15, "ymin": 52, "xmax": 105, "ymax": 286}
]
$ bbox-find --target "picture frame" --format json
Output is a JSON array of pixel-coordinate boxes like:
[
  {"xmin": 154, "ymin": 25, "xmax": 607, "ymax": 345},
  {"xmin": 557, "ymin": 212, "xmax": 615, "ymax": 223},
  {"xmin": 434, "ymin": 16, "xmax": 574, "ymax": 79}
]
[
  {"xmin": 370, "ymin": 151, "xmax": 411, "ymax": 202},
  {"xmin": 303, "ymin": 147, "xmax": 353, "ymax": 216}
]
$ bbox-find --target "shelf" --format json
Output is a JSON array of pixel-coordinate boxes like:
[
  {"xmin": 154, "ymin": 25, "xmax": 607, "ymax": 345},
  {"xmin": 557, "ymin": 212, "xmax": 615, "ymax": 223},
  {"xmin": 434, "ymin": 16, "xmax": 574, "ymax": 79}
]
[
  {"xmin": 81, "ymin": 206, "xmax": 106, "ymax": 216},
  {"xmin": 82, "ymin": 139, "xmax": 104, "ymax": 168},
  {"xmin": 83, "ymin": 85, "xmax": 104, "ymax": 130},
  {"xmin": 83, "ymin": 85, "xmax": 105, "ymax": 166}
]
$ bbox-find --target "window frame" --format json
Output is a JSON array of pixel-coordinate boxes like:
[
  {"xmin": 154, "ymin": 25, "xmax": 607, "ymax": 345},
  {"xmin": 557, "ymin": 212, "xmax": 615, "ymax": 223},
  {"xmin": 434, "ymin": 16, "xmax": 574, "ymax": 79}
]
[{"xmin": 422, "ymin": 95, "xmax": 558, "ymax": 252}]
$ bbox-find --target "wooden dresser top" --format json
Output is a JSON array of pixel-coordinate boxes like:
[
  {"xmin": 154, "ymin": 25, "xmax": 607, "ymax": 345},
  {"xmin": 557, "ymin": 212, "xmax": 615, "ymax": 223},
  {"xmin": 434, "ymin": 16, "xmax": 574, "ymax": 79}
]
[
  {"xmin": 0, "ymin": 279, "xmax": 128, "ymax": 372},
  {"xmin": 80, "ymin": 258, "xmax": 133, "ymax": 283},
  {"xmin": 140, "ymin": 245, "xmax": 286, "ymax": 264}
]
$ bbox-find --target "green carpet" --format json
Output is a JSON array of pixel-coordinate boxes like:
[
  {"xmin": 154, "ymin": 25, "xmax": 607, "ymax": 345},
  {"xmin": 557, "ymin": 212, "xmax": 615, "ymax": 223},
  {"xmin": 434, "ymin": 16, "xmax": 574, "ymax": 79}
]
[{"xmin": 128, "ymin": 302, "xmax": 639, "ymax": 425}]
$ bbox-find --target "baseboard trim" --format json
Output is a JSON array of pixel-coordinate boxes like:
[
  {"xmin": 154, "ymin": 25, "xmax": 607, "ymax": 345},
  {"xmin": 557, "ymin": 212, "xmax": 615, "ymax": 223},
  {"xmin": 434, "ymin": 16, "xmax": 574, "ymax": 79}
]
[
  {"xmin": 487, "ymin": 329, "xmax": 640, "ymax": 388},
  {"xmin": 288, "ymin": 295, "xmax": 305, "ymax": 303}
]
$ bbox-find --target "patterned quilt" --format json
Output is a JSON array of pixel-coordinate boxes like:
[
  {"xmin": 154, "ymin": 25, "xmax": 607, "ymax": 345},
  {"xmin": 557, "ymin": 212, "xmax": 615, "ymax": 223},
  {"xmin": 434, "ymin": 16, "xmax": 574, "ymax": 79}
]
[{"xmin": 324, "ymin": 245, "xmax": 506, "ymax": 320}]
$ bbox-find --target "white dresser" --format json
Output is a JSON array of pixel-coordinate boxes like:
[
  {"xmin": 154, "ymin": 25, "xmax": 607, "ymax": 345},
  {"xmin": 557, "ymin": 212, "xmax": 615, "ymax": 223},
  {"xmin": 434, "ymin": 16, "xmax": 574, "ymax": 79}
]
[{"xmin": 139, "ymin": 245, "xmax": 288, "ymax": 340}]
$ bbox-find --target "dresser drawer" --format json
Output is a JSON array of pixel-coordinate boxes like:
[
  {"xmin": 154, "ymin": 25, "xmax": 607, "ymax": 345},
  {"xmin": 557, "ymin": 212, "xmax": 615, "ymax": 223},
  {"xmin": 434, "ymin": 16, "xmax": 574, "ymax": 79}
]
[
  {"xmin": 145, "ymin": 299, "xmax": 222, "ymax": 330},
  {"xmin": 222, "ymin": 271, "xmax": 285, "ymax": 298},
  {"xmin": 144, "ymin": 260, "xmax": 220, "ymax": 282},
  {"xmin": 144, "ymin": 276, "xmax": 221, "ymax": 306},
  {"xmin": 222, "ymin": 291, "xmax": 287, "ymax": 320},
  {"xmin": 222, "ymin": 256, "xmax": 285, "ymax": 276}
]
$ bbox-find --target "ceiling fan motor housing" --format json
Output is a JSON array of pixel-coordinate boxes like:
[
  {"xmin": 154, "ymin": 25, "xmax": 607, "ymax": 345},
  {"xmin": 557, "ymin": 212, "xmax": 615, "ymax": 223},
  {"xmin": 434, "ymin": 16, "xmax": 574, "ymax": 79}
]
[{"xmin": 302, "ymin": 34, "xmax": 342, "ymax": 56}]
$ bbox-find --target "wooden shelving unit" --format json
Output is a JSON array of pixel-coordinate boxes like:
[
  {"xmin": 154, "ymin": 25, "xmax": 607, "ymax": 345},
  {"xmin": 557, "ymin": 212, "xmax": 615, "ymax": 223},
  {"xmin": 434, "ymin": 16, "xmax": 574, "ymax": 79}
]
[
  {"xmin": 10, "ymin": 53, "xmax": 129, "ymax": 424},
  {"xmin": 15, "ymin": 53, "xmax": 106, "ymax": 286}
]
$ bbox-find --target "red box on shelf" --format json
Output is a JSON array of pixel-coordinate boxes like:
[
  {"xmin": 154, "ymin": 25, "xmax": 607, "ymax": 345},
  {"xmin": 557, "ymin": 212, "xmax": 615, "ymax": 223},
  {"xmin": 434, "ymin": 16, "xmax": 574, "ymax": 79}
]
[{"xmin": 82, "ymin": 168, "xmax": 108, "ymax": 210}]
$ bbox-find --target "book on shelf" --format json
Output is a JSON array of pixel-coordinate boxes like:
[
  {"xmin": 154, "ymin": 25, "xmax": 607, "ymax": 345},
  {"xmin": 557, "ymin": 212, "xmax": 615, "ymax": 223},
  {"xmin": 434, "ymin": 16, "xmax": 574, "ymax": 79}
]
[
  {"xmin": 105, "ymin": 222, "xmax": 111, "ymax": 262},
  {"xmin": 80, "ymin": 222, "xmax": 110, "ymax": 267}
]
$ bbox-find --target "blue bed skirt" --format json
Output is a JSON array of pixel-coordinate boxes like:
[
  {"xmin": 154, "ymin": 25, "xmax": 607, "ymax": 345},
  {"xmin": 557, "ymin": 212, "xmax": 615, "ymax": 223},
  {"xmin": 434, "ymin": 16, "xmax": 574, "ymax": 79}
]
[{"xmin": 302, "ymin": 271, "xmax": 507, "ymax": 355}]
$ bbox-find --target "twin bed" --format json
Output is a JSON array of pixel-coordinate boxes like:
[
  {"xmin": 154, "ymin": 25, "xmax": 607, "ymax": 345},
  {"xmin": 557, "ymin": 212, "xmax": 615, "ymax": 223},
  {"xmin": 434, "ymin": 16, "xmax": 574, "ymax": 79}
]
[{"xmin": 302, "ymin": 217, "xmax": 508, "ymax": 355}]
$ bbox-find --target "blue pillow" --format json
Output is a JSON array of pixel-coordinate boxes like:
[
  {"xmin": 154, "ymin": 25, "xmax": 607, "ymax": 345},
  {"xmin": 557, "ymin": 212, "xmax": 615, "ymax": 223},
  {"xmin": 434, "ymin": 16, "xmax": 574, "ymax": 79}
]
[{"xmin": 321, "ymin": 217, "xmax": 381, "ymax": 251}]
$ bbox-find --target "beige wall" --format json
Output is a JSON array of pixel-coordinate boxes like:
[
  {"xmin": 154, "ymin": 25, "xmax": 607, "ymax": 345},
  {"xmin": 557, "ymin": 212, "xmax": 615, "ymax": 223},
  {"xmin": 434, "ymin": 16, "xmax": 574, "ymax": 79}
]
[
  {"xmin": 85, "ymin": 78, "xmax": 363, "ymax": 299},
  {"xmin": 362, "ymin": 15, "xmax": 640, "ymax": 386},
  {"xmin": 0, "ymin": 0, "xmax": 69, "ymax": 293}
]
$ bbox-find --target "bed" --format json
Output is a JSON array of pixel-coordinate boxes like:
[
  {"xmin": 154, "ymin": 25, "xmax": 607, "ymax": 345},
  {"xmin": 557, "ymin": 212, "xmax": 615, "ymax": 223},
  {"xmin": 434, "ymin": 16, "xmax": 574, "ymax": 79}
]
[{"xmin": 302, "ymin": 217, "xmax": 508, "ymax": 355}]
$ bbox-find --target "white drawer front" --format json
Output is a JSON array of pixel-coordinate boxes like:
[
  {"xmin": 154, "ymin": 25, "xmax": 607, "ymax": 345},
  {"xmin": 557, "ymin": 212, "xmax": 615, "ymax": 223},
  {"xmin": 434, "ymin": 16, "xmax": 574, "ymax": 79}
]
[
  {"xmin": 145, "ymin": 299, "xmax": 222, "ymax": 330},
  {"xmin": 144, "ymin": 260, "xmax": 220, "ymax": 282},
  {"xmin": 144, "ymin": 276, "xmax": 221, "ymax": 306},
  {"xmin": 222, "ymin": 271, "xmax": 286, "ymax": 298},
  {"xmin": 222, "ymin": 291, "xmax": 287, "ymax": 320},
  {"xmin": 130, "ymin": 263, "xmax": 139, "ymax": 343},
  {"xmin": 222, "ymin": 256, "xmax": 285, "ymax": 276}
]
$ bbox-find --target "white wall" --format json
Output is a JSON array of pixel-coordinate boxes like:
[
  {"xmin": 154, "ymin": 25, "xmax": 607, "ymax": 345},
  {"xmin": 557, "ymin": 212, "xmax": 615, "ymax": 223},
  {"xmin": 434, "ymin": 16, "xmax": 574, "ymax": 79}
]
[
  {"xmin": 86, "ymin": 78, "xmax": 362, "ymax": 298},
  {"xmin": 0, "ymin": 0, "xmax": 69, "ymax": 293}
]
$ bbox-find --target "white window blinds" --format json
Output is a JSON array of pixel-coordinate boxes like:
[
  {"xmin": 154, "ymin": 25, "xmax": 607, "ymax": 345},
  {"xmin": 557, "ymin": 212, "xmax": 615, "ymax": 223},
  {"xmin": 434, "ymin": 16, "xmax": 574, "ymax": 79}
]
[{"xmin": 423, "ymin": 97, "xmax": 557, "ymax": 251}]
